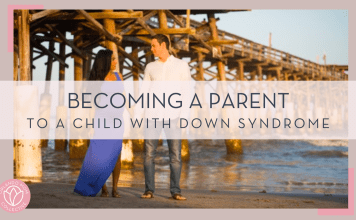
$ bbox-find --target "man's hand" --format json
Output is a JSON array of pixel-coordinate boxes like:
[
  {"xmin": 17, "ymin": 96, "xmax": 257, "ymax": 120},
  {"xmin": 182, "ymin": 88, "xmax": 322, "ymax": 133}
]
[{"xmin": 127, "ymin": 107, "xmax": 134, "ymax": 118}]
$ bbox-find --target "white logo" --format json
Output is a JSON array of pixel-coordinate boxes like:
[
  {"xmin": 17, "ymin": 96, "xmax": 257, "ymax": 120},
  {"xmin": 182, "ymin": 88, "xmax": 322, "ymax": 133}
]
[{"xmin": 3, "ymin": 185, "xmax": 24, "ymax": 207}]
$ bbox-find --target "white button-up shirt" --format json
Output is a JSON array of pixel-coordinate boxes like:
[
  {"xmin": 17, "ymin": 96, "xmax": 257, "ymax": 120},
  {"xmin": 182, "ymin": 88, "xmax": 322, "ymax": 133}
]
[
  {"xmin": 143, "ymin": 55, "xmax": 191, "ymax": 81},
  {"xmin": 134, "ymin": 55, "xmax": 192, "ymax": 120}
]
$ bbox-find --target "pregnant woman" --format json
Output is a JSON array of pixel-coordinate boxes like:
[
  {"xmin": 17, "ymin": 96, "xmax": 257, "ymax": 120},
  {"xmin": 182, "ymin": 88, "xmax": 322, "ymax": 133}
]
[{"xmin": 74, "ymin": 49, "xmax": 124, "ymax": 198}]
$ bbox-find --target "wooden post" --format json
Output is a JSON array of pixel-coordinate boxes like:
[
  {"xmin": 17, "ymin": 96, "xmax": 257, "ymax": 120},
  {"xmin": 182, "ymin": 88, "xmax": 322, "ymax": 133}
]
[
  {"xmin": 14, "ymin": 44, "xmax": 19, "ymax": 81},
  {"xmin": 224, "ymin": 59, "xmax": 243, "ymax": 154},
  {"xmin": 238, "ymin": 61, "xmax": 244, "ymax": 81},
  {"xmin": 217, "ymin": 62, "xmax": 226, "ymax": 81},
  {"xmin": 257, "ymin": 65, "xmax": 263, "ymax": 81},
  {"xmin": 207, "ymin": 12, "xmax": 242, "ymax": 154},
  {"xmin": 184, "ymin": 10, "xmax": 190, "ymax": 51},
  {"xmin": 59, "ymin": 42, "xmax": 66, "ymax": 89},
  {"xmin": 82, "ymin": 54, "xmax": 89, "ymax": 80},
  {"xmin": 132, "ymin": 46, "xmax": 140, "ymax": 101},
  {"xmin": 208, "ymin": 13, "xmax": 218, "ymax": 41},
  {"xmin": 74, "ymin": 33, "xmax": 83, "ymax": 81},
  {"xmin": 40, "ymin": 40, "xmax": 54, "ymax": 148},
  {"xmin": 284, "ymin": 72, "xmax": 289, "ymax": 81},
  {"xmin": 208, "ymin": 13, "xmax": 226, "ymax": 81},
  {"xmin": 83, "ymin": 49, "xmax": 92, "ymax": 80},
  {"xmin": 30, "ymin": 45, "xmax": 33, "ymax": 80},
  {"xmin": 15, "ymin": 9, "xmax": 42, "ymax": 178},
  {"xmin": 55, "ymin": 41, "xmax": 68, "ymax": 151},
  {"xmin": 103, "ymin": 10, "xmax": 119, "ymax": 72},
  {"xmin": 197, "ymin": 52, "xmax": 205, "ymax": 81},
  {"xmin": 132, "ymin": 46, "xmax": 139, "ymax": 82},
  {"xmin": 186, "ymin": 10, "xmax": 190, "ymax": 28},
  {"xmin": 45, "ymin": 41, "xmax": 54, "ymax": 84},
  {"xmin": 14, "ymin": 19, "xmax": 19, "ymax": 171},
  {"xmin": 191, "ymin": 52, "xmax": 206, "ymax": 138},
  {"xmin": 103, "ymin": 9, "xmax": 133, "ymax": 167},
  {"xmin": 311, "ymin": 63, "xmax": 315, "ymax": 80},
  {"xmin": 19, "ymin": 11, "xmax": 31, "ymax": 81},
  {"xmin": 249, "ymin": 70, "xmax": 256, "ymax": 81},
  {"xmin": 131, "ymin": 46, "xmax": 144, "ymax": 153},
  {"xmin": 69, "ymin": 31, "xmax": 89, "ymax": 159},
  {"xmin": 119, "ymin": 53, "xmax": 124, "ymax": 74},
  {"xmin": 276, "ymin": 68, "xmax": 281, "ymax": 81},
  {"xmin": 181, "ymin": 139, "xmax": 190, "ymax": 162},
  {"xmin": 121, "ymin": 140, "xmax": 134, "ymax": 169},
  {"xmin": 158, "ymin": 10, "xmax": 168, "ymax": 29},
  {"xmin": 180, "ymin": 10, "xmax": 191, "ymax": 161}
]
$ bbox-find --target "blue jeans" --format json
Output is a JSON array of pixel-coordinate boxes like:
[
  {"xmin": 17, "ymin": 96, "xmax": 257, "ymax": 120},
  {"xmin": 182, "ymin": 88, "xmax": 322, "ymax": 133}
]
[{"xmin": 144, "ymin": 119, "xmax": 182, "ymax": 195}]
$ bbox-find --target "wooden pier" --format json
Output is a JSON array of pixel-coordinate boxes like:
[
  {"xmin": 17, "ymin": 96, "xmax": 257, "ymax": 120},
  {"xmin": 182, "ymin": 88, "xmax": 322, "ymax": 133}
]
[
  {"xmin": 14, "ymin": 9, "xmax": 348, "ymax": 83},
  {"xmin": 13, "ymin": 10, "xmax": 348, "ymax": 176}
]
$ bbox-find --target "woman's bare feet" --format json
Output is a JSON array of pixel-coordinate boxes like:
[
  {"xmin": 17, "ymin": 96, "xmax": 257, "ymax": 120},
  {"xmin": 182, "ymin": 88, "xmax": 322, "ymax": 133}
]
[{"xmin": 100, "ymin": 190, "xmax": 109, "ymax": 197}]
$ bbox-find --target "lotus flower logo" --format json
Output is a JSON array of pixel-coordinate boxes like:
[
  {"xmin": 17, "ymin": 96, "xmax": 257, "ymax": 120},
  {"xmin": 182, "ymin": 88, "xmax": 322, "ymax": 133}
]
[{"xmin": 3, "ymin": 185, "xmax": 24, "ymax": 207}]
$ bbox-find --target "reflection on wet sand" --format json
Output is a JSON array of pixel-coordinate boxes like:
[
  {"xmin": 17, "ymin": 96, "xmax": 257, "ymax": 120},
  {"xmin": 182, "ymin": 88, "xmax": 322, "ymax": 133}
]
[{"xmin": 16, "ymin": 139, "xmax": 348, "ymax": 195}]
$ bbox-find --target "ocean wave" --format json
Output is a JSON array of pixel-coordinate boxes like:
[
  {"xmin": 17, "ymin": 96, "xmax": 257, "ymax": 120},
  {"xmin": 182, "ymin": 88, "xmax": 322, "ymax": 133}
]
[
  {"xmin": 280, "ymin": 181, "xmax": 348, "ymax": 186},
  {"xmin": 302, "ymin": 140, "xmax": 348, "ymax": 147},
  {"xmin": 300, "ymin": 150, "xmax": 348, "ymax": 158}
]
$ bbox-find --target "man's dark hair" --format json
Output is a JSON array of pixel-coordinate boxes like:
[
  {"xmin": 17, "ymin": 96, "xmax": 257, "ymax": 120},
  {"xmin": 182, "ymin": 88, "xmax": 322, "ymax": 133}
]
[{"xmin": 152, "ymin": 34, "xmax": 170, "ymax": 50}]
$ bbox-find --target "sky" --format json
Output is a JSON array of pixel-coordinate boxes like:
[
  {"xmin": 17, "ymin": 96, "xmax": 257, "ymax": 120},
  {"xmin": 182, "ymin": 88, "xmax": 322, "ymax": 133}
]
[
  {"xmin": 33, "ymin": 10, "xmax": 348, "ymax": 81},
  {"xmin": 191, "ymin": 10, "xmax": 348, "ymax": 65}
]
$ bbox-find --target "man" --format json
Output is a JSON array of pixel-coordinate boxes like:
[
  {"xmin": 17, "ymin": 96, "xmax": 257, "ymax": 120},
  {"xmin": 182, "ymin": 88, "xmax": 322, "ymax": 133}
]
[{"xmin": 139, "ymin": 34, "xmax": 191, "ymax": 200}]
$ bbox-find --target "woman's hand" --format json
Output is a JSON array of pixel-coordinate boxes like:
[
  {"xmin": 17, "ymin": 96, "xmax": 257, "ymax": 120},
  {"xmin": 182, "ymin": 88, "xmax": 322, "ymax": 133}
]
[{"xmin": 88, "ymin": 129, "xmax": 95, "ymax": 139}]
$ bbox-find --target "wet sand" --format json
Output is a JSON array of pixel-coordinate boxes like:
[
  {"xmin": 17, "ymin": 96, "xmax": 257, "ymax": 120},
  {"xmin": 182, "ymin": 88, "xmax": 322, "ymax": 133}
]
[
  {"xmin": 36, "ymin": 140, "xmax": 348, "ymax": 195},
  {"xmin": 27, "ymin": 183, "xmax": 347, "ymax": 208}
]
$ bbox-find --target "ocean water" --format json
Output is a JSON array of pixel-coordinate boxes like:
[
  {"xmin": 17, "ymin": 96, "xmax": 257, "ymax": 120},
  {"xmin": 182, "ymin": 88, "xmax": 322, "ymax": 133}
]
[{"xmin": 34, "ymin": 139, "xmax": 348, "ymax": 195}]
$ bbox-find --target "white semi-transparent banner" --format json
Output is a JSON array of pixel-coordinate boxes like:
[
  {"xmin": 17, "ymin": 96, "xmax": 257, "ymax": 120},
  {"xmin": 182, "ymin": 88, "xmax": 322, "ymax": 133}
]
[{"xmin": 1, "ymin": 81, "xmax": 349, "ymax": 139}]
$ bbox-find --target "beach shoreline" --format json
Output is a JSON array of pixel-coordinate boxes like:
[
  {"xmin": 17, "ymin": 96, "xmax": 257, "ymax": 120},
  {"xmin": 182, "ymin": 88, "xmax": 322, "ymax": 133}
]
[{"xmin": 27, "ymin": 183, "xmax": 347, "ymax": 209}]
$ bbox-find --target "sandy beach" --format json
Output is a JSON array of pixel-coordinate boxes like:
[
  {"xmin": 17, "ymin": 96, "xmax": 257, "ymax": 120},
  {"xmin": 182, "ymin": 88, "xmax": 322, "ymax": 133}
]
[{"xmin": 26, "ymin": 183, "xmax": 347, "ymax": 208}]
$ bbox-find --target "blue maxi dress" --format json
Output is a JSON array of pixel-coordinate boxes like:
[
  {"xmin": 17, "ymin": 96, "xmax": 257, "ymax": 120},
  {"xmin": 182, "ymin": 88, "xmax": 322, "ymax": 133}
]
[{"xmin": 74, "ymin": 72, "xmax": 124, "ymax": 196}]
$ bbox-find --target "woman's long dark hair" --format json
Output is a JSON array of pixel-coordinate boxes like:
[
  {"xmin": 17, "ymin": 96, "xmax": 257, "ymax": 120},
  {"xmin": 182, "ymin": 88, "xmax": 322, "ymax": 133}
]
[{"xmin": 88, "ymin": 49, "xmax": 113, "ymax": 81}]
